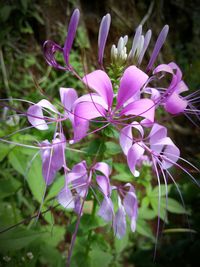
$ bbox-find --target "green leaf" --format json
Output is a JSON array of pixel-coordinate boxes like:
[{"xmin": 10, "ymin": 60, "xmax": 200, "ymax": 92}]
[
  {"xmin": 0, "ymin": 228, "xmax": 43, "ymax": 253},
  {"xmin": 136, "ymin": 219, "xmax": 155, "ymax": 241},
  {"xmin": 26, "ymin": 154, "xmax": 46, "ymax": 203},
  {"xmin": 0, "ymin": 143, "xmax": 10, "ymax": 161},
  {"xmin": 112, "ymin": 173, "xmax": 133, "ymax": 182},
  {"xmin": 150, "ymin": 184, "xmax": 172, "ymax": 197},
  {"xmin": 90, "ymin": 248, "xmax": 113, "ymax": 267},
  {"xmin": 105, "ymin": 141, "xmax": 121, "ymax": 155},
  {"xmin": 0, "ymin": 5, "xmax": 14, "ymax": 22},
  {"xmin": 42, "ymin": 225, "xmax": 65, "ymax": 247},
  {"xmin": 8, "ymin": 147, "xmax": 28, "ymax": 175},
  {"xmin": 150, "ymin": 197, "xmax": 168, "ymax": 222},
  {"xmin": 0, "ymin": 177, "xmax": 21, "ymax": 199},
  {"xmin": 40, "ymin": 244, "xmax": 64, "ymax": 267},
  {"xmin": 138, "ymin": 207, "xmax": 157, "ymax": 220},
  {"xmin": 165, "ymin": 198, "xmax": 188, "ymax": 214},
  {"xmin": 45, "ymin": 175, "xmax": 65, "ymax": 202},
  {"xmin": 0, "ymin": 202, "xmax": 22, "ymax": 231}
]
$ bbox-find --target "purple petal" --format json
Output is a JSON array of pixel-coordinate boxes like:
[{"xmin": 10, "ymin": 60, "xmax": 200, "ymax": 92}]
[
  {"xmin": 127, "ymin": 143, "xmax": 145, "ymax": 177},
  {"xmin": 119, "ymin": 125, "xmax": 133, "ymax": 155},
  {"xmin": 72, "ymin": 160, "xmax": 87, "ymax": 174},
  {"xmin": 128, "ymin": 25, "xmax": 142, "ymax": 60},
  {"xmin": 74, "ymin": 100, "xmax": 106, "ymax": 123},
  {"xmin": 60, "ymin": 87, "xmax": 78, "ymax": 114},
  {"xmin": 144, "ymin": 87, "xmax": 160, "ymax": 102},
  {"xmin": 27, "ymin": 99, "xmax": 59, "ymax": 130},
  {"xmin": 123, "ymin": 185, "xmax": 138, "ymax": 232},
  {"xmin": 165, "ymin": 93, "xmax": 188, "ymax": 114},
  {"xmin": 58, "ymin": 184, "xmax": 74, "ymax": 209},
  {"xmin": 152, "ymin": 137, "xmax": 180, "ymax": 169},
  {"xmin": 43, "ymin": 40, "xmax": 67, "ymax": 70},
  {"xmin": 138, "ymin": 29, "xmax": 152, "ymax": 65},
  {"xmin": 113, "ymin": 197, "xmax": 126, "ymax": 238},
  {"xmin": 146, "ymin": 25, "xmax": 169, "ymax": 72},
  {"xmin": 74, "ymin": 93, "xmax": 108, "ymax": 110},
  {"xmin": 168, "ymin": 62, "xmax": 183, "ymax": 82},
  {"xmin": 117, "ymin": 66, "xmax": 149, "ymax": 109},
  {"xmin": 74, "ymin": 195, "xmax": 82, "ymax": 215},
  {"xmin": 175, "ymin": 81, "xmax": 189, "ymax": 94},
  {"xmin": 162, "ymin": 139, "xmax": 180, "ymax": 169},
  {"xmin": 73, "ymin": 101, "xmax": 106, "ymax": 142},
  {"xmin": 63, "ymin": 9, "xmax": 80, "ymax": 66},
  {"xmin": 27, "ymin": 104, "xmax": 48, "ymax": 130},
  {"xmin": 120, "ymin": 99, "xmax": 155, "ymax": 123},
  {"xmin": 41, "ymin": 135, "xmax": 66, "ymax": 185},
  {"xmin": 120, "ymin": 122, "xmax": 144, "ymax": 155},
  {"xmin": 149, "ymin": 123, "xmax": 167, "ymax": 145},
  {"xmin": 96, "ymin": 175, "xmax": 111, "ymax": 197},
  {"xmin": 98, "ymin": 14, "xmax": 111, "ymax": 66},
  {"xmin": 82, "ymin": 70, "xmax": 113, "ymax": 107},
  {"xmin": 72, "ymin": 121, "xmax": 89, "ymax": 143},
  {"xmin": 93, "ymin": 162, "xmax": 111, "ymax": 178},
  {"xmin": 153, "ymin": 63, "xmax": 174, "ymax": 75},
  {"xmin": 98, "ymin": 196, "xmax": 114, "ymax": 222}
]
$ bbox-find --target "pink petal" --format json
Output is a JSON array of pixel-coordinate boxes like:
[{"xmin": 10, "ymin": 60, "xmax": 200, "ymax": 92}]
[
  {"xmin": 82, "ymin": 70, "xmax": 113, "ymax": 107},
  {"xmin": 127, "ymin": 143, "xmax": 145, "ymax": 176},
  {"xmin": 165, "ymin": 93, "xmax": 188, "ymax": 114},
  {"xmin": 117, "ymin": 66, "xmax": 149, "ymax": 109},
  {"xmin": 120, "ymin": 99, "xmax": 155, "ymax": 123}
]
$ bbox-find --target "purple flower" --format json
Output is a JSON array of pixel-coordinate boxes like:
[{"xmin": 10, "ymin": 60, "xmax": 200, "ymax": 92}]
[
  {"xmin": 120, "ymin": 122, "xmax": 180, "ymax": 176},
  {"xmin": 72, "ymin": 65, "xmax": 155, "ymax": 142},
  {"xmin": 98, "ymin": 182, "xmax": 138, "ymax": 239},
  {"xmin": 27, "ymin": 87, "xmax": 78, "ymax": 130},
  {"xmin": 151, "ymin": 62, "xmax": 200, "ymax": 123},
  {"xmin": 43, "ymin": 9, "xmax": 80, "ymax": 71},
  {"xmin": 58, "ymin": 161, "xmax": 112, "ymax": 213},
  {"xmin": 57, "ymin": 160, "xmax": 138, "ymax": 239},
  {"xmin": 40, "ymin": 133, "xmax": 66, "ymax": 185},
  {"xmin": 153, "ymin": 62, "xmax": 188, "ymax": 114}
]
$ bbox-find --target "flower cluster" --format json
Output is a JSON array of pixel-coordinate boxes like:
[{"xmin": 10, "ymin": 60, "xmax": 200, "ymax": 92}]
[{"xmin": 25, "ymin": 8, "xmax": 199, "ymax": 264}]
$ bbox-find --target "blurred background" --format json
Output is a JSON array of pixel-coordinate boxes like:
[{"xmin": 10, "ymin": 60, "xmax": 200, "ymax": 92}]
[{"xmin": 0, "ymin": 0, "xmax": 200, "ymax": 266}]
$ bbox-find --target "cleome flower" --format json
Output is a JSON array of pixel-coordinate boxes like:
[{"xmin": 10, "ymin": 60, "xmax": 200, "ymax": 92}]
[
  {"xmin": 119, "ymin": 122, "xmax": 180, "ymax": 177},
  {"xmin": 72, "ymin": 65, "xmax": 155, "ymax": 142},
  {"xmin": 58, "ymin": 160, "xmax": 138, "ymax": 239}
]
